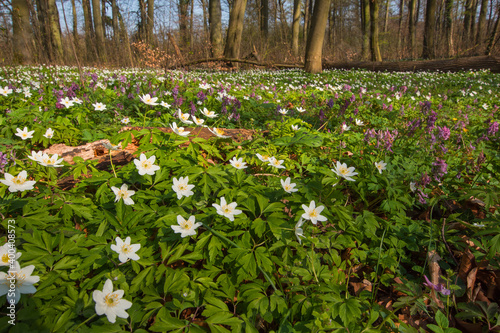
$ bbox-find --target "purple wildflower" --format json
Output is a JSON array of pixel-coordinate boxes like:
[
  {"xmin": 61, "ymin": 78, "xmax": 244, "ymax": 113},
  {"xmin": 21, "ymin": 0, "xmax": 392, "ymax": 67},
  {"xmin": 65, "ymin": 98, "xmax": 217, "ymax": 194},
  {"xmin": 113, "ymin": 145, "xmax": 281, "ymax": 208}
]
[{"xmin": 423, "ymin": 275, "xmax": 451, "ymax": 296}]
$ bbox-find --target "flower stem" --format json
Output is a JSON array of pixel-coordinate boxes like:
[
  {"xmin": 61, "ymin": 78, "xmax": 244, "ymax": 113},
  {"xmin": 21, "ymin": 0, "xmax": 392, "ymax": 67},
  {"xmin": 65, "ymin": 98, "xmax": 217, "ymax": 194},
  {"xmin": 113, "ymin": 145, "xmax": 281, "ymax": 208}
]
[{"xmin": 71, "ymin": 314, "xmax": 97, "ymax": 332}]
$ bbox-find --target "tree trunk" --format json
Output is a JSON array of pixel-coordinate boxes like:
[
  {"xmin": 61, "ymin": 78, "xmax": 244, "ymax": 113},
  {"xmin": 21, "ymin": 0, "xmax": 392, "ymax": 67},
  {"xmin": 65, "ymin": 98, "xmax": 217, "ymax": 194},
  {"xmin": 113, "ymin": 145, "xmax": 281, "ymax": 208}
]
[
  {"xmin": 209, "ymin": 0, "xmax": 222, "ymax": 57},
  {"xmin": 444, "ymin": 0, "xmax": 453, "ymax": 56},
  {"xmin": 82, "ymin": 0, "xmax": 94, "ymax": 60},
  {"xmin": 147, "ymin": 0, "xmax": 155, "ymax": 44},
  {"xmin": 224, "ymin": 0, "xmax": 248, "ymax": 59},
  {"xmin": 48, "ymin": 0, "xmax": 63, "ymax": 62},
  {"xmin": 118, "ymin": 10, "xmax": 134, "ymax": 66},
  {"xmin": 12, "ymin": 0, "xmax": 33, "ymax": 63},
  {"xmin": 463, "ymin": 0, "xmax": 474, "ymax": 49},
  {"xmin": 292, "ymin": 0, "xmax": 301, "ymax": 56},
  {"xmin": 485, "ymin": 6, "xmax": 500, "ymax": 55},
  {"xmin": 476, "ymin": 0, "xmax": 488, "ymax": 49},
  {"xmin": 71, "ymin": 0, "xmax": 77, "ymax": 42},
  {"xmin": 304, "ymin": 0, "xmax": 331, "ymax": 73},
  {"xmin": 421, "ymin": 0, "xmax": 436, "ymax": 58},
  {"xmin": 303, "ymin": 0, "xmax": 310, "ymax": 46},
  {"xmin": 370, "ymin": 0, "xmax": 382, "ymax": 61},
  {"xmin": 383, "ymin": 0, "xmax": 390, "ymax": 33},
  {"xmin": 361, "ymin": 0, "xmax": 370, "ymax": 60},
  {"xmin": 112, "ymin": 0, "xmax": 119, "ymax": 42},
  {"xmin": 397, "ymin": 0, "xmax": 405, "ymax": 57},
  {"xmin": 92, "ymin": 0, "xmax": 106, "ymax": 62},
  {"xmin": 201, "ymin": 0, "xmax": 209, "ymax": 39},
  {"xmin": 408, "ymin": 0, "xmax": 417, "ymax": 58},
  {"xmin": 178, "ymin": 0, "xmax": 189, "ymax": 47},
  {"xmin": 260, "ymin": 0, "xmax": 269, "ymax": 42}
]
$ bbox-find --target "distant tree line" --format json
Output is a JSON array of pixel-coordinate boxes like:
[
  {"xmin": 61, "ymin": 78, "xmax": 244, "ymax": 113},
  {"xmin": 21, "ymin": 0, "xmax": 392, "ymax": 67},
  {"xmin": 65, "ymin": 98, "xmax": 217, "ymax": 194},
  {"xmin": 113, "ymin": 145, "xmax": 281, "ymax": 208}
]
[{"xmin": 2, "ymin": 0, "xmax": 500, "ymax": 72}]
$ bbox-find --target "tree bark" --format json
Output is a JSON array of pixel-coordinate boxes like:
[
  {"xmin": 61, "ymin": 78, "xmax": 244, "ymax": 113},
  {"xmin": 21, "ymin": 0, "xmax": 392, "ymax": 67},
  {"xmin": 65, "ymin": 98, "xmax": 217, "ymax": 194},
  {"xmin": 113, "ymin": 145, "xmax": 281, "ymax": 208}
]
[
  {"xmin": 260, "ymin": 0, "xmax": 269, "ymax": 42},
  {"xmin": 304, "ymin": 0, "xmax": 331, "ymax": 73},
  {"xmin": 303, "ymin": 0, "xmax": 310, "ymax": 46},
  {"xmin": 292, "ymin": 0, "xmax": 301, "ymax": 56},
  {"xmin": 444, "ymin": 0, "xmax": 453, "ymax": 56},
  {"xmin": 397, "ymin": 0, "xmax": 405, "ymax": 57},
  {"xmin": 476, "ymin": 0, "xmax": 488, "ymax": 49},
  {"xmin": 112, "ymin": 0, "xmax": 119, "ymax": 43},
  {"xmin": 408, "ymin": 0, "xmax": 417, "ymax": 58},
  {"xmin": 12, "ymin": 0, "xmax": 33, "ymax": 63},
  {"xmin": 48, "ymin": 0, "xmax": 63, "ymax": 62},
  {"xmin": 224, "ymin": 0, "xmax": 248, "ymax": 60},
  {"xmin": 383, "ymin": 0, "xmax": 390, "ymax": 33},
  {"xmin": 147, "ymin": 0, "xmax": 155, "ymax": 44},
  {"xmin": 361, "ymin": 0, "xmax": 370, "ymax": 60},
  {"xmin": 209, "ymin": 0, "xmax": 222, "ymax": 57},
  {"xmin": 463, "ymin": 0, "xmax": 474, "ymax": 49},
  {"xmin": 92, "ymin": 0, "xmax": 106, "ymax": 62},
  {"xmin": 118, "ymin": 10, "xmax": 134, "ymax": 66},
  {"xmin": 82, "ymin": 0, "xmax": 94, "ymax": 60},
  {"xmin": 71, "ymin": 0, "xmax": 77, "ymax": 42},
  {"xmin": 369, "ymin": 0, "xmax": 382, "ymax": 61},
  {"xmin": 178, "ymin": 0, "xmax": 189, "ymax": 47},
  {"xmin": 485, "ymin": 6, "xmax": 500, "ymax": 55},
  {"xmin": 421, "ymin": 0, "xmax": 436, "ymax": 59}
]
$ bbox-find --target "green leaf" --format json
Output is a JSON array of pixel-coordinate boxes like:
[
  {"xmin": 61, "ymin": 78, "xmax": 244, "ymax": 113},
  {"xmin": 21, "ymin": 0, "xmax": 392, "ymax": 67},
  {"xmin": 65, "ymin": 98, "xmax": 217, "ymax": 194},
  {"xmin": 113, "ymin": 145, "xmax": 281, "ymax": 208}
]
[
  {"xmin": 338, "ymin": 298, "xmax": 362, "ymax": 326},
  {"xmin": 434, "ymin": 310, "xmax": 449, "ymax": 328}
]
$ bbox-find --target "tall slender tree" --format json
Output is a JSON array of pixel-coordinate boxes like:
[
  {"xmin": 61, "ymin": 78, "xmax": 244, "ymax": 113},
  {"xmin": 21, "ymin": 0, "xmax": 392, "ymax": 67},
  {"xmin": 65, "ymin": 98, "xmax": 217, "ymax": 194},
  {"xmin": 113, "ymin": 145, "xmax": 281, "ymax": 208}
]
[
  {"xmin": 444, "ymin": 0, "xmax": 453, "ymax": 56},
  {"xmin": 421, "ymin": 0, "xmax": 436, "ymax": 58},
  {"xmin": 92, "ymin": 0, "xmax": 106, "ymax": 61},
  {"xmin": 408, "ymin": 0, "xmax": 417, "ymax": 58},
  {"xmin": 292, "ymin": 0, "xmax": 301, "ymax": 56},
  {"xmin": 209, "ymin": 0, "xmax": 222, "ymax": 57},
  {"xmin": 361, "ymin": 0, "xmax": 370, "ymax": 59},
  {"xmin": 224, "ymin": 0, "xmax": 248, "ymax": 59},
  {"xmin": 304, "ymin": 0, "xmax": 331, "ymax": 73},
  {"xmin": 370, "ymin": 0, "xmax": 382, "ymax": 61},
  {"xmin": 12, "ymin": 0, "xmax": 33, "ymax": 63}
]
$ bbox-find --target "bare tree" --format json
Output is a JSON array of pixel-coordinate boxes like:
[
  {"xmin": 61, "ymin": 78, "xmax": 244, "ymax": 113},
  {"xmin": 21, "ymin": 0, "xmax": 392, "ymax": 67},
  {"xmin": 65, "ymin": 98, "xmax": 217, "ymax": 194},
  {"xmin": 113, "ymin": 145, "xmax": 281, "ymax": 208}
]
[
  {"xmin": 370, "ymin": 0, "xmax": 382, "ymax": 61},
  {"xmin": 209, "ymin": 0, "xmax": 222, "ymax": 56},
  {"xmin": 304, "ymin": 0, "xmax": 331, "ymax": 73},
  {"xmin": 421, "ymin": 0, "xmax": 436, "ymax": 58},
  {"xmin": 291, "ymin": 0, "xmax": 300, "ymax": 56},
  {"xmin": 224, "ymin": 0, "xmax": 247, "ymax": 59},
  {"xmin": 12, "ymin": 0, "xmax": 33, "ymax": 63}
]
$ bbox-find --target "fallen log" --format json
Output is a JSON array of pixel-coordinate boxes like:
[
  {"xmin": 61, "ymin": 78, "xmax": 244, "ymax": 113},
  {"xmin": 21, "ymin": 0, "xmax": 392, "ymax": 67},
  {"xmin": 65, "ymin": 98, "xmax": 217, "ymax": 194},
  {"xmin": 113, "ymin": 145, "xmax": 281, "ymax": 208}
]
[
  {"xmin": 166, "ymin": 57, "xmax": 302, "ymax": 70},
  {"xmin": 323, "ymin": 55, "xmax": 500, "ymax": 73}
]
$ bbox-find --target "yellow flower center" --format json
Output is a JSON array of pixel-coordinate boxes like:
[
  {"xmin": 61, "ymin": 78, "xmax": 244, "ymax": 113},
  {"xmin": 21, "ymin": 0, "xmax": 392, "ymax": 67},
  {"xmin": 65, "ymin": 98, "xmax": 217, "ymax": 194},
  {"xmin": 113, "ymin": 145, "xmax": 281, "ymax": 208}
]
[
  {"xmin": 181, "ymin": 219, "xmax": 193, "ymax": 229},
  {"xmin": 118, "ymin": 190, "xmax": 126, "ymax": 198},
  {"xmin": 215, "ymin": 129, "xmax": 225, "ymax": 136},
  {"xmin": 121, "ymin": 244, "xmax": 131, "ymax": 254},
  {"xmin": 285, "ymin": 185, "xmax": 291, "ymax": 191},
  {"xmin": 178, "ymin": 184, "xmax": 186, "ymax": 191},
  {"xmin": 1, "ymin": 254, "xmax": 9, "ymax": 264},
  {"xmin": 309, "ymin": 209, "xmax": 318, "ymax": 218},
  {"xmin": 13, "ymin": 176, "xmax": 26, "ymax": 185},
  {"xmin": 141, "ymin": 161, "xmax": 151, "ymax": 169},
  {"xmin": 339, "ymin": 167, "xmax": 348, "ymax": 175},
  {"xmin": 222, "ymin": 206, "xmax": 231, "ymax": 214},
  {"xmin": 4, "ymin": 272, "xmax": 27, "ymax": 287},
  {"xmin": 104, "ymin": 293, "xmax": 120, "ymax": 307}
]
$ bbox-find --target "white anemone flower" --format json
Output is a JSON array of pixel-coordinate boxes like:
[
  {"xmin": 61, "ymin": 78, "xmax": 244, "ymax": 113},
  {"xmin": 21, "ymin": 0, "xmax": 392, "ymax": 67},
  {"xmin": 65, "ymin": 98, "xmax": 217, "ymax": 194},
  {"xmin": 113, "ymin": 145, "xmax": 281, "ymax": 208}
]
[
  {"xmin": 0, "ymin": 262, "xmax": 39, "ymax": 304},
  {"xmin": 229, "ymin": 157, "xmax": 247, "ymax": 169},
  {"xmin": 178, "ymin": 110, "xmax": 194, "ymax": 124},
  {"xmin": 170, "ymin": 122, "xmax": 190, "ymax": 137},
  {"xmin": 171, "ymin": 215, "xmax": 202, "ymax": 238},
  {"xmin": 256, "ymin": 153, "xmax": 270, "ymax": 162},
  {"xmin": 192, "ymin": 116, "xmax": 205, "ymax": 126},
  {"xmin": 172, "ymin": 176, "xmax": 195, "ymax": 199},
  {"xmin": 268, "ymin": 156, "xmax": 286, "ymax": 169},
  {"xmin": 281, "ymin": 177, "xmax": 298, "ymax": 193},
  {"xmin": 15, "ymin": 127, "xmax": 34, "ymax": 140},
  {"xmin": 0, "ymin": 171, "xmax": 36, "ymax": 192},
  {"xmin": 133, "ymin": 153, "xmax": 160, "ymax": 176},
  {"xmin": 375, "ymin": 161, "xmax": 387, "ymax": 174},
  {"xmin": 342, "ymin": 123, "xmax": 350, "ymax": 131},
  {"xmin": 296, "ymin": 107, "xmax": 306, "ymax": 113},
  {"xmin": 0, "ymin": 243, "xmax": 21, "ymax": 267},
  {"xmin": 60, "ymin": 97, "xmax": 74, "ymax": 108},
  {"xmin": 43, "ymin": 128, "xmax": 54, "ymax": 139},
  {"xmin": 92, "ymin": 102, "xmax": 106, "ymax": 111},
  {"xmin": 212, "ymin": 197, "xmax": 242, "ymax": 221},
  {"xmin": 301, "ymin": 200, "xmax": 327, "ymax": 225},
  {"xmin": 139, "ymin": 94, "xmax": 159, "ymax": 106},
  {"xmin": 121, "ymin": 117, "xmax": 130, "ymax": 124},
  {"xmin": 28, "ymin": 151, "xmax": 44, "ymax": 163},
  {"xmin": 355, "ymin": 119, "xmax": 365, "ymax": 126},
  {"xmin": 0, "ymin": 86, "xmax": 13, "ymax": 96},
  {"xmin": 38, "ymin": 153, "xmax": 64, "ymax": 167},
  {"xmin": 111, "ymin": 184, "xmax": 135, "ymax": 205},
  {"xmin": 71, "ymin": 97, "xmax": 83, "ymax": 104},
  {"xmin": 93, "ymin": 279, "xmax": 132, "ymax": 323},
  {"xmin": 410, "ymin": 182, "xmax": 417, "ymax": 192},
  {"xmin": 110, "ymin": 236, "xmax": 140, "ymax": 263},
  {"xmin": 208, "ymin": 127, "xmax": 230, "ymax": 138},
  {"xmin": 160, "ymin": 101, "xmax": 171, "ymax": 108},
  {"xmin": 295, "ymin": 218, "xmax": 305, "ymax": 244},
  {"xmin": 200, "ymin": 107, "xmax": 217, "ymax": 118},
  {"xmin": 331, "ymin": 161, "xmax": 358, "ymax": 181}
]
